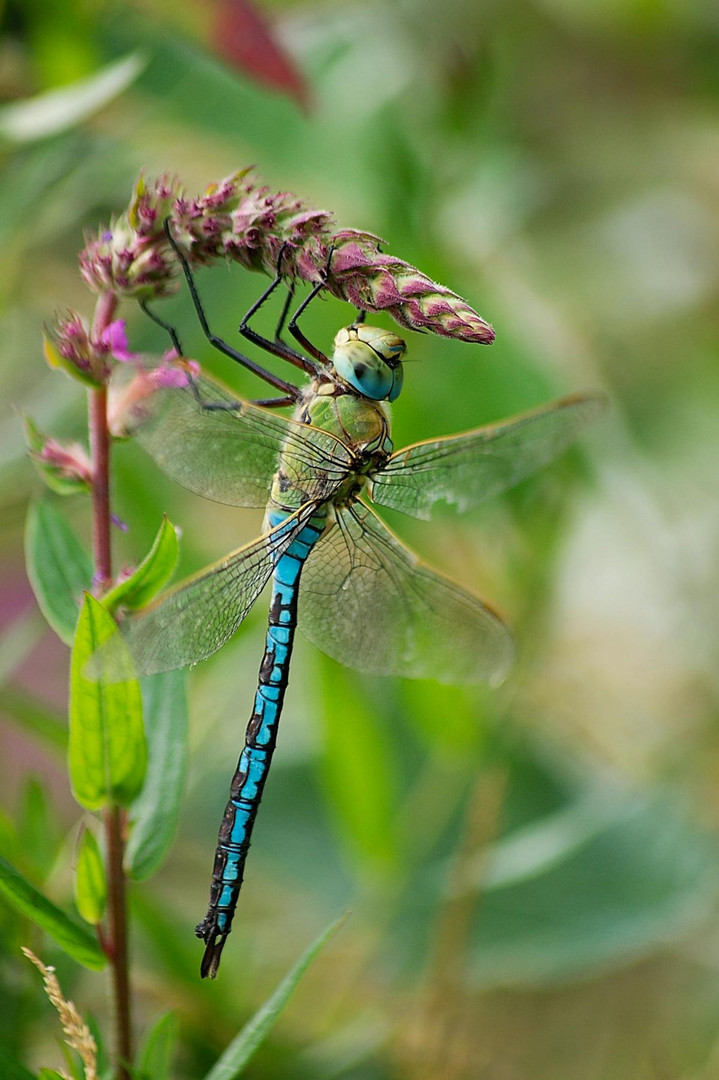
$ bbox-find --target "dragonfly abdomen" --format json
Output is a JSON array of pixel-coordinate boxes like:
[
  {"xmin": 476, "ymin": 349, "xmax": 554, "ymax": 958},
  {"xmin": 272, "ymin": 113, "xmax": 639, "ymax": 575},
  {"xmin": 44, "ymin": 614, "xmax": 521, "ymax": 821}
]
[{"xmin": 196, "ymin": 508, "xmax": 326, "ymax": 978}]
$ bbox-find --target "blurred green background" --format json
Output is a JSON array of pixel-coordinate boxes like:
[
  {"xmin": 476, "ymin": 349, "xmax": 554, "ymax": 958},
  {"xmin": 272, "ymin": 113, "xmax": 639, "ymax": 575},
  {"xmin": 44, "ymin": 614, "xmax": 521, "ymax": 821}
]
[{"xmin": 1, "ymin": 0, "xmax": 719, "ymax": 1077}]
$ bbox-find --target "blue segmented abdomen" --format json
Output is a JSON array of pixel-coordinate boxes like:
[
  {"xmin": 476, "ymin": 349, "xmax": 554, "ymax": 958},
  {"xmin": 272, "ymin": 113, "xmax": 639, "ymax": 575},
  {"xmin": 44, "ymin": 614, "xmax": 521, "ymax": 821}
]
[{"xmin": 196, "ymin": 507, "xmax": 326, "ymax": 979}]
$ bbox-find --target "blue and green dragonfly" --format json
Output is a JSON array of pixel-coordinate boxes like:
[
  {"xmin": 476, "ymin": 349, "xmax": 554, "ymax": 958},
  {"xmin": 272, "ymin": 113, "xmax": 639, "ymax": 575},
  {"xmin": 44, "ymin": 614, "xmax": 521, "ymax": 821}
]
[{"xmin": 123, "ymin": 249, "xmax": 603, "ymax": 977}]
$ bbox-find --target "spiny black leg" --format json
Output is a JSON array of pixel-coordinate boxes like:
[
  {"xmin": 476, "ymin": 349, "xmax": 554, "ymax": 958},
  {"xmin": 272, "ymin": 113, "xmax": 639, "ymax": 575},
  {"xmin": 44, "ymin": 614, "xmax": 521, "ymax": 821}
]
[
  {"xmin": 237, "ymin": 245, "xmax": 318, "ymax": 376},
  {"xmin": 163, "ymin": 219, "xmax": 300, "ymax": 400},
  {"xmin": 354, "ymin": 308, "xmax": 367, "ymax": 325},
  {"xmin": 287, "ymin": 247, "xmax": 335, "ymax": 365},
  {"xmin": 139, "ymin": 299, "xmax": 184, "ymax": 355},
  {"xmin": 250, "ymin": 395, "xmax": 296, "ymax": 409},
  {"xmin": 274, "ymin": 282, "xmax": 296, "ymax": 345}
]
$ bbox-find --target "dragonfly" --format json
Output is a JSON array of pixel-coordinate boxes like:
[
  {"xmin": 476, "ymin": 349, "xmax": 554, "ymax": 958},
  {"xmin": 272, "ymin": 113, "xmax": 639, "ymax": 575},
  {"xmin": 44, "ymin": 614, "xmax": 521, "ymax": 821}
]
[{"xmin": 120, "ymin": 234, "xmax": 604, "ymax": 977}]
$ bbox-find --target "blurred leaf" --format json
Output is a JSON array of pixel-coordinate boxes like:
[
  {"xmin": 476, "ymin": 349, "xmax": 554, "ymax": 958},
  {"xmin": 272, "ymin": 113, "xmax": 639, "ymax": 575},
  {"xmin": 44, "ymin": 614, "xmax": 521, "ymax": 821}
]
[
  {"xmin": 0, "ymin": 53, "xmax": 147, "ymax": 144},
  {"xmin": 211, "ymin": 0, "xmax": 310, "ymax": 111},
  {"xmin": 136, "ymin": 1011, "xmax": 179, "ymax": 1080},
  {"xmin": 465, "ymin": 792, "xmax": 719, "ymax": 987},
  {"xmin": 69, "ymin": 595, "xmax": 146, "ymax": 810},
  {"xmin": 317, "ymin": 661, "xmax": 398, "ymax": 871},
  {"xmin": 38, "ymin": 1070, "xmax": 66, "ymax": 1080},
  {"xmin": 0, "ymin": 1047, "xmax": 35, "ymax": 1080},
  {"xmin": 25, "ymin": 500, "xmax": 93, "ymax": 646},
  {"xmin": 17, "ymin": 778, "xmax": 58, "ymax": 878},
  {"xmin": 0, "ymin": 807, "xmax": 17, "ymax": 861},
  {"xmin": 0, "ymin": 855, "xmax": 105, "ymax": 970},
  {"xmin": 0, "ymin": 611, "xmax": 45, "ymax": 686},
  {"xmin": 203, "ymin": 913, "xmax": 348, "ymax": 1080},
  {"xmin": 102, "ymin": 516, "xmax": 179, "ymax": 614},
  {"xmin": 0, "ymin": 687, "xmax": 67, "ymax": 752},
  {"xmin": 125, "ymin": 671, "xmax": 188, "ymax": 882},
  {"xmin": 74, "ymin": 828, "xmax": 106, "ymax": 926}
]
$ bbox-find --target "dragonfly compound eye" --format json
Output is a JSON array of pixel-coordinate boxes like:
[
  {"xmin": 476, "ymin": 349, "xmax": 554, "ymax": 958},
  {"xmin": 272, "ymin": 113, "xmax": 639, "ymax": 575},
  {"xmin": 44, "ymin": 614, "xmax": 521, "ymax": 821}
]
[{"xmin": 332, "ymin": 325, "xmax": 406, "ymax": 402}]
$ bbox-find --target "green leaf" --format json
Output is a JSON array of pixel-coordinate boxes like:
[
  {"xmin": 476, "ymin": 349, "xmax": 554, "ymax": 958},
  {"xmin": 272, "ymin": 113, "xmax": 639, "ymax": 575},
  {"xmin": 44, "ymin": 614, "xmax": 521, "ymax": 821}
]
[
  {"xmin": 135, "ymin": 1011, "xmax": 179, "ymax": 1080},
  {"xmin": 0, "ymin": 1046, "xmax": 35, "ymax": 1079},
  {"xmin": 203, "ymin": 914, "xmax": 348, "ymax": 1080},
  {"xmin": 0, "ymin": 855, "xmax": 105, "ymax": 970},
  {"xmin": 18, "ymin": 778, "xmax": 58, "ymax": 878},
  {"xmin": 125, "ymin": 671, "xmax": 188, "ymax": 882},
  {"xmin": 25, "ymin": 500, "xmax": 93, "ymax": 646},
  {"xmin": 74, "ymin": 828, "xmax": 106, "ymax": 925},
  {"xmin": 38, "ymin": 1070, "xmax": 67, "ymax": 1079},
  {"xmin": 0, "ymin": 53, "xmax": 147, "ymax": 143},
  {"xmin": 102, "ymin": 516, "xmax": 179, "ymax": 614},
  {"xmin": 69, "ymin": 595, "xmax": 146, "ymax": 810}
]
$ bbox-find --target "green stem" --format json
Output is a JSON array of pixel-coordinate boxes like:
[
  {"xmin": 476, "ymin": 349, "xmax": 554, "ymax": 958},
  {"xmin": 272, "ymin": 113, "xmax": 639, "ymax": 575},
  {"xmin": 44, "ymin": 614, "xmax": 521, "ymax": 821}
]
[{"xmin": 89, "ymin": 291, "xmax": 132, "ymax": 1080}]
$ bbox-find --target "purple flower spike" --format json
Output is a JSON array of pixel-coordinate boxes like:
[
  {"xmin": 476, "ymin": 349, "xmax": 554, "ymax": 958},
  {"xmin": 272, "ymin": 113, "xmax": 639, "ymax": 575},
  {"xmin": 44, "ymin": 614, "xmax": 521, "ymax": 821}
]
[{"xmin": 324, "ymin": 231, "xmax": 495, "ymax": 345}]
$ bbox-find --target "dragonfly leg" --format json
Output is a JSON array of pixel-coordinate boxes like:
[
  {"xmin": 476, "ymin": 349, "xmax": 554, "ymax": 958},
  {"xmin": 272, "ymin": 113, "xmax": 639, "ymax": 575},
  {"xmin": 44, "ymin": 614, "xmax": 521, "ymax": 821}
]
[
  {"xmin": 139, "ymin": 299, "xmax": 185, "ymax": 355},
  {"xmin": 248, "ymin": 395, "xmax": 296, "ymax": 409},
  {"xmin": 163, "ymin": 219, "xmax": 302, "ymax": 400},
  {"xmin": 237, "ymin": 243, "xmax": 319, "ymax": 377},
  {"xmin": 286, "ymin": 245, "xmax": 336, "ymax": 365},
  {"xmin": 273, "ymin": 279, "xmax": 296, "ymax": 345}
]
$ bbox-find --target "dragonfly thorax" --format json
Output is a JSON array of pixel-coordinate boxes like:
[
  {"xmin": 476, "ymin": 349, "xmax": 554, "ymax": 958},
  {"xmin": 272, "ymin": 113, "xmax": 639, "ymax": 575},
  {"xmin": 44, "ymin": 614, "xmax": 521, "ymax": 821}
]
[{"xmin": 330, "ymin": 324, "xmax": 406, "ymax": 403}]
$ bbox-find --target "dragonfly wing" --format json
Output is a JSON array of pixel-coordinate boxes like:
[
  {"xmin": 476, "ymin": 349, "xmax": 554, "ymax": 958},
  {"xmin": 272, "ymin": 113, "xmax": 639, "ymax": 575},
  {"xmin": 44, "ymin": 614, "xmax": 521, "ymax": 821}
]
[
  {"xmin": 298, "ymin": 503, "xmax": 514, "ymax": 686},
  {"xmin": 121, "ymin": 369, "xmax": 354, "ymax": 508},
  {"xmin": 369, "ymin": 392, "xmax": 606, "ymax": 520},
  {"xmin": 121, "ymin": 503, "xmax": 321, "ymax": 675}
]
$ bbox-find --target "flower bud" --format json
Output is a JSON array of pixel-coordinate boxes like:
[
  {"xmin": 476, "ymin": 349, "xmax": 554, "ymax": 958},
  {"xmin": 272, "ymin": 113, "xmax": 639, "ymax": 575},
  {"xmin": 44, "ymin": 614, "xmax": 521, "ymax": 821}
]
[
  {"xmin": 79, "ymin": 174, "xmax": 182, "ymax": 300},
  {"xmin": 43, "ymin": 312, "xmax": 106, "ymax": 386},
  {"xmin": 24, "ymin": 417, "xmax": 92, "ymax": 495},
  {"xmin": 325, "ymin": 231, "xmax": 495, "ymax": 344}
]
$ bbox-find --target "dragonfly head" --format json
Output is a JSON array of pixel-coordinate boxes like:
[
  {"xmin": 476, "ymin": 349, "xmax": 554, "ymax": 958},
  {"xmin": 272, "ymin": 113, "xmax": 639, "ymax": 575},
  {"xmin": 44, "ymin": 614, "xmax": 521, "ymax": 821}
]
[{"xmin": 331, "ymin": 325, "xmax": 406, "ymax": 402}]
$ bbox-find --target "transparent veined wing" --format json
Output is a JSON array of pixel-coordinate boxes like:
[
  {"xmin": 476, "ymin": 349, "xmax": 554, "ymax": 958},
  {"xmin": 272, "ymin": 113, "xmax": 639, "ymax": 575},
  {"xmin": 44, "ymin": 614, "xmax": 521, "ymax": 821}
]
[
  {"xmin": 119, "ymin": 503, "xmax": 324, "ymax": 676},
  {"xmin": 298, "ymin": 502, "xmax": 514, "ymax": 686},
  {"xmin": 369, "ymin": 392, "xmax": 606, "ymax": 520},
  {"xmin": 119, "ymin": 368, "xmax": 355, "ymax": 508}
]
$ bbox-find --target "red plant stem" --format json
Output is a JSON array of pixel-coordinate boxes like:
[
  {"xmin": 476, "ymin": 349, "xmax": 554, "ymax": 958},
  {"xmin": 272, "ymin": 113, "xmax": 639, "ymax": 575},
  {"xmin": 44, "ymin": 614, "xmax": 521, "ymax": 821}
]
[
  {"xmin": 103, "ymin": 805, "xmax": 132, "ymax": 1079},
  {"xmin": 89, "ymin": 292, "xmax": 132, "ymax": 1080},
  {"xmin": 88, "ymin": 385, "xmax": 112, "ymax": 590}
]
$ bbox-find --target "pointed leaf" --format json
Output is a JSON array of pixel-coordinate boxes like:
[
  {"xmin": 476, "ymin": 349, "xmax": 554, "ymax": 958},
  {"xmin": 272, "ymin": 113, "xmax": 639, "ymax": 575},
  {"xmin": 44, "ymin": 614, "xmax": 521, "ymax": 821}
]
[
  {"xmin": 125, "ymin": 671, "xmax": 188, "ymax": 882},
  {"xmin": 203, "ymin": 914, "xmax": 348, "ymax": 1080},
  {"xmin": 25, "ymin": 500, "xmax": 93, "ymax": 645},
  {"xmin": 74, "ymin": 828, "xmax": 107, "ymax": 925},
  {"xmin": 102, "ymin": 516, "xmax": 179, "ymax": 614},
  {"xmin": 38, "ymin": 1070, "xmax": 67, "ymax": 1080},
  {"xmin": 136, "ymin": 1011, "xmax": 179, "ymax": 1080},
  {"xmin": 69, "ymin": 595, "xmax": 146, "ymax": 810},
  {"xmin": 0, "ymin": 53, "xmax": 147, "ymax": 143},
  {"xmin": 0, "ymin": 855, "xmax": 105, "ymax": 970}
]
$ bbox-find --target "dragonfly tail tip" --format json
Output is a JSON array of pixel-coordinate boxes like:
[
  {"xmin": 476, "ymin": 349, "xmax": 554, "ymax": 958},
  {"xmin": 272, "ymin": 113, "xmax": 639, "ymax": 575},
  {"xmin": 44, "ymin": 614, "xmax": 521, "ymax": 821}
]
[{"xmin": 196, "ymin": 920, "xmax": 228, "ymax": 979}]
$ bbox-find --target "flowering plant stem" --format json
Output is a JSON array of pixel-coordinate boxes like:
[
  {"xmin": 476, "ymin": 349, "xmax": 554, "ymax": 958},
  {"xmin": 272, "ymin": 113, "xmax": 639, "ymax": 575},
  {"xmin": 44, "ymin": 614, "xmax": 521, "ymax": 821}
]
[{"xmin": 89, "ymin": 291, "xmax": 132, "ymax": 1080}]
